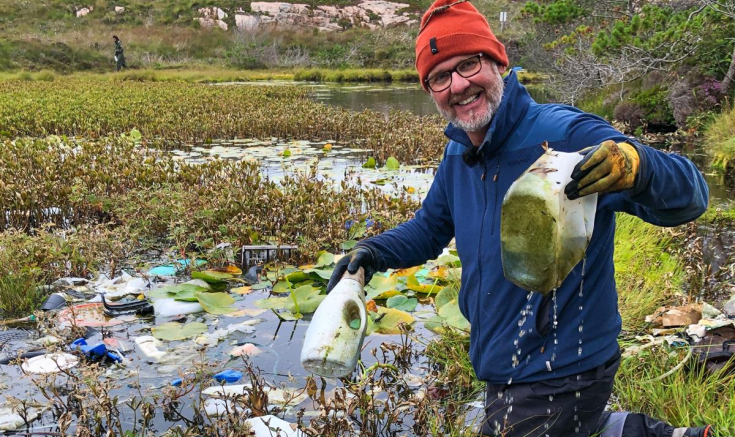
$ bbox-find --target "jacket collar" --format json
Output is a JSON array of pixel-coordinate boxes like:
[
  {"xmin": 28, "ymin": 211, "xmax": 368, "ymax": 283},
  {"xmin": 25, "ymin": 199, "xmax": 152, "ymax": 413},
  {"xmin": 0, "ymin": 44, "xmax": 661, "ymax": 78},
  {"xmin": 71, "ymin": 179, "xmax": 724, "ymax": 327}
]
[{"xmin": 444, "ymin": 70, "xmax": 533, "ymax": 158}]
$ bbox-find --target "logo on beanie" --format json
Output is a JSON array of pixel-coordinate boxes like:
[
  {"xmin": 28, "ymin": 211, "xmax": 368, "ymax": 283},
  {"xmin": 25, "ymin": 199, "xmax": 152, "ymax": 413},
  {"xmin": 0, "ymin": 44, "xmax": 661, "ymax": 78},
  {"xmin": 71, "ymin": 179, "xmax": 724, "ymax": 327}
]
[{"xmin": 430, "ymin": 38, "xmax": 438, "ymax": 54}]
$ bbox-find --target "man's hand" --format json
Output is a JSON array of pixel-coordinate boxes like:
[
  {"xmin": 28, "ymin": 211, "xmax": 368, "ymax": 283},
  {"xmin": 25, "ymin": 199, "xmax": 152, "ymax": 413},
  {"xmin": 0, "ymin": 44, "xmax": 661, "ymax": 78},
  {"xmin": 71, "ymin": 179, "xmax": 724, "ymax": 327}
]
[
  {"xmin": 565, "ymin": 140, "xmax": 640, "ymax": 200},
  {"xmin": 326, "ymin": 247, "xmax": 379, "ymax": 293}
]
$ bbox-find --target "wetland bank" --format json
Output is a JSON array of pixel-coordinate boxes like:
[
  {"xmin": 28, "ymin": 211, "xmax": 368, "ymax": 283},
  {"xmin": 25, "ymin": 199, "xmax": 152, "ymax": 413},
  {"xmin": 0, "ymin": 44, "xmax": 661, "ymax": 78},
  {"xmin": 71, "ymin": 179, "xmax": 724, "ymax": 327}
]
[{"xmin": 1, "ymin": 77, "xmax": 734, "ymax": 436}]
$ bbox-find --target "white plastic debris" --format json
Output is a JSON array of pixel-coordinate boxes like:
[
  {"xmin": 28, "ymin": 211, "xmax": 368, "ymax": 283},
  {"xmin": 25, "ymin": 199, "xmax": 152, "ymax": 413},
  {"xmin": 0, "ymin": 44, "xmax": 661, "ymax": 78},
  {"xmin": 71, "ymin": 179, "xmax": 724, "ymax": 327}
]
[
  {"xmin": 135, "ymin": 336, "xmax": 167, "ymax": 361},
  {"xmin": 0, "ymin": 402, "xmax": 44, "ymax": 431},
  {"xmin": 21, "ymin": 353, "xmax": 79, "ymax": 374},
  {"xmin": 245, "ymin": 415, "xmax": 304, "ymax": 437},
  {"xmin": 195, "ymin": 321, "xmax": 257, "ymax": 346},
  {"xmin": 501, "ymin": 148, "xmax": 597, "ymax": 294},
  {"xmin": 91, "ymin": 272, "xmax": 149, "ymax": 299},
  {"xmin": 152, "ymin": 298, "xmax": 204, "ymax": 317}
]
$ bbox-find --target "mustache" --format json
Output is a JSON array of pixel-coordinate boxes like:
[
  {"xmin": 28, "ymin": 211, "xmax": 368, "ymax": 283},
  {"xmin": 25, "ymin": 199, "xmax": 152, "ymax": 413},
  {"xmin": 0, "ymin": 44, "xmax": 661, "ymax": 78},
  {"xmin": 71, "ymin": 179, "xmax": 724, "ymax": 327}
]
[{"xmin": 450, "ymin": 87, "xmax": 484, "ymax": 105}]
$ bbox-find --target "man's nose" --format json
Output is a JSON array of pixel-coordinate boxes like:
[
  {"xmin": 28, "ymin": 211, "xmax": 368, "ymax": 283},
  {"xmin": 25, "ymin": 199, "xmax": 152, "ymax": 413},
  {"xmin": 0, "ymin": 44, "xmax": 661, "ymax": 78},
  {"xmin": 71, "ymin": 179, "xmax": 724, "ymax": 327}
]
[{"xmin": 449, "ymin": 71, "xmax": 471, "ymax": 94}]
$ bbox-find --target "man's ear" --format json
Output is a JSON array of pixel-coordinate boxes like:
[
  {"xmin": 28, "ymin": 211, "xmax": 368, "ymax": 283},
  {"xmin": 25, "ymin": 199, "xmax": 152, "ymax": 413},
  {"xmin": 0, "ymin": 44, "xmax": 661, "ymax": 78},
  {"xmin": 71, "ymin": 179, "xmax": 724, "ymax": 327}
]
[{"xmin": 498, "ymin": 63, "xmax": 507, "ymax": 75}]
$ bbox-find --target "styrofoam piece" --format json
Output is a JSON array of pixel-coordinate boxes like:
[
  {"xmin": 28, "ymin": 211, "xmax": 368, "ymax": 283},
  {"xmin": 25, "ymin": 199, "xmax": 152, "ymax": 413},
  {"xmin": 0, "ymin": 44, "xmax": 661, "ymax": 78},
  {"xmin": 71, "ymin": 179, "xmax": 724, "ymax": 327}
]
[
  {"xmin": 246, "ymin": 415, "xmax": 304, "ymax": 437},
  {"xmin": 134, "ymin": 336, "xmax": 167, "ymax": 361},
  {"xmin": 0, "ymin": 403, "xmax": 43, "ymax": 431},
  {"xmin": 152, "ymin": 298, "xmax": 203, "ymax": 317},
  {"xmin": 21, "ymin": 353, "xmax": 79, "ymax": 374}
]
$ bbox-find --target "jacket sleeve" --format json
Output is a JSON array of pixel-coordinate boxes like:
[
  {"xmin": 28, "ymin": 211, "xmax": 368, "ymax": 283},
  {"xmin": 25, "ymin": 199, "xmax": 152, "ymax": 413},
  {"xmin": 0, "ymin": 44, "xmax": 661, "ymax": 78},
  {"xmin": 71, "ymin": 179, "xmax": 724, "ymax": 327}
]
[
  {"xmin": 357, "ymin": 155, "xmax": 455, "ymax": 271},
  {"xmin": 567, "ymin": 113, "xmax": 709, "ymax": 227}
]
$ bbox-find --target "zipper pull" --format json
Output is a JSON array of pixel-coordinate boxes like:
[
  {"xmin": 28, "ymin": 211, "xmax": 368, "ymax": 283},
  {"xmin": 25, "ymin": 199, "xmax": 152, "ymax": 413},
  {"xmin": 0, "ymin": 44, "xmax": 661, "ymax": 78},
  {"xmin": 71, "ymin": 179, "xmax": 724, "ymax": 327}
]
[
  {"xmin": 481, "ymin": 170, "xmax": 486, "ymax": 181},
  {"xmin": 493, "ymin": 162, "xmax": 500, "ymax": 182}
]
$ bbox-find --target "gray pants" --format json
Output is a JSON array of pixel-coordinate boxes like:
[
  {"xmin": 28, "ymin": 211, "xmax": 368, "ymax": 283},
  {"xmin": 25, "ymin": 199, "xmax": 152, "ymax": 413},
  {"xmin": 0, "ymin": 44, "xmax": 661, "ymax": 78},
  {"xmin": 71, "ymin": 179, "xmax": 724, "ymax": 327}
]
[
  {"xmin": 115, "ymin": 54, "xmax": 127, "ymax": 71},
  {"xmin": 481, "ymin": 349, "xmax": 710, "ymax": 437}
]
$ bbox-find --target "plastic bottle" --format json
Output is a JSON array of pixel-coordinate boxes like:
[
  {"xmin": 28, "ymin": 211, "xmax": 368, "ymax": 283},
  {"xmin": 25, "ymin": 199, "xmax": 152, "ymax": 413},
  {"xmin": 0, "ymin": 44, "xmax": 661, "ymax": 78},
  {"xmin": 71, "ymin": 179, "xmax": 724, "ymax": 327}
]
[{"xmin": 301, "ymin": 268, "xmax": 367, "ymax": 378}]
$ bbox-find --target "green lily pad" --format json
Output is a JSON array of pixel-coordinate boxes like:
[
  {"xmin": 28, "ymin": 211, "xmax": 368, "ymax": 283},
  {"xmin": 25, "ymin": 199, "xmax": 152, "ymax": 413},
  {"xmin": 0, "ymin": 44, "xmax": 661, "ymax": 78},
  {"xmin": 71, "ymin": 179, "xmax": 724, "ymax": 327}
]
[
  {"xmin": 315, "ymin": 251, "xmax": 335, "ymax": 268},
  {"xmin": 195, "ymin": 292, "xmax": 236, "ymax": 314},
  {"xmin": 147, "ymin": 283, "xmax": 208, "ymax": 299},
  {"xmin": 365, "ymin": 274, "xmax": 400, "ymax": 300},
  {"xmin": 367, "ymin": 307, "xmax": 415, "ymax": 335},
  {"xmin": 436, "ymin": 252, "xmax": 462, "ymax": 267},
  {"xmin": 285, "ymin": 285, "xmax": 326, "ymax": 314},
  {"xmin": 129, "ymin": 128, "xmax": 142, "ymax": 141},
  {"xmin": 362, "ymin": 157, "xmax": 376, "ymax": 169},
  {"xmin": 304, "ymin": 268, "xmax": 333, "ymax": 281},
  {"xmin": 406, "ymin": 274, "xmax": 443, "ymax": 295},
  {"xmin": 434, "ymin": 286, "xmax": 459, "ymax": 312},
  {"xmin": 371, "ymin": 178, "xmax": 390, "ymax": 185},
  {"xmin": 386, "ymin": 156, "xmax": 400, "ymax": 170},
  {"xmin": 273, "ymin": 310, "xmax": 302, "ymax": 321},
  {"xmin": 251, "ymin": 281, "xmax": 272, "ymax": 290},
  {"xmin": 191, "ymin": 271, "xmax": 229, "ymax": 291},
  {"xmin": 386, "ymin": 295, "xmax": 418, "ymax": 312},
  {"xmin": 272, "ymin": 280, "xmax": 292, "ymax": 294},
  {"xmin": 199, "ymin": 270, "xmax": 235, "ymax": 280},
  {"xmin": 152, "ymin": 322, "xmax": 207, "ymax": 341},
  {"xmin": 254, "ymin": 297, "xmax": 289, "ymax": 309},
  {"xmin": 438, "ymin": 300, "xmax": 470, "ymax": 331},
  {"xmin": 285, "ymin": 271, "xmax": 309, "ymax": 283},
  {"xmin": 174, "ymin": 288, "xmax": 200, "ymax": 302},
  {"xmin": 340, "ymin": 240, "xmax": 358, "ymax": 250}
]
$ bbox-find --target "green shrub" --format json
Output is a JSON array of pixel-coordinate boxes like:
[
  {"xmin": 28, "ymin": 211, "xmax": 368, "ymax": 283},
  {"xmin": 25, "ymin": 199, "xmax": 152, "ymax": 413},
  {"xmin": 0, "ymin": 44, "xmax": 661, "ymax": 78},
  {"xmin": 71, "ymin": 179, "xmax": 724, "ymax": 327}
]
[{"xmin": 0, "ymin": 269, "xmax": 46, "ymax": 317}]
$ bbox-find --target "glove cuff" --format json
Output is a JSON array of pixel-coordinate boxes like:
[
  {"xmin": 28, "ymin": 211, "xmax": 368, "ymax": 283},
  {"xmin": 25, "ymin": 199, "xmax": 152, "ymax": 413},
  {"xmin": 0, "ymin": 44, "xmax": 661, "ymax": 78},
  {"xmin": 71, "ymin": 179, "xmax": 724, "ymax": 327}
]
[
  {"xmin": 355, "ymin": 242, "xmax": 387, "ymax": 273},
  {"xmin": 617, "ymin": 142, "xmax": 640, "ymax": 186}
]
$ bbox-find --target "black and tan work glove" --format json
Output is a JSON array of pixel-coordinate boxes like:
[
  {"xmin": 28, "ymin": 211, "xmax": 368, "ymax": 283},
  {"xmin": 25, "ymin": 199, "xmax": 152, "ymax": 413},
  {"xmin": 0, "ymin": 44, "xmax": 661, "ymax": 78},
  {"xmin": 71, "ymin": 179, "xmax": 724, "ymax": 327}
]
[
  {"xmin": 565, "ymin": 140, "xmax": 640, "ymax": 200},
  {"xmin": 326, "ymin": 246, "xmax": 381, "ymax": 293}
]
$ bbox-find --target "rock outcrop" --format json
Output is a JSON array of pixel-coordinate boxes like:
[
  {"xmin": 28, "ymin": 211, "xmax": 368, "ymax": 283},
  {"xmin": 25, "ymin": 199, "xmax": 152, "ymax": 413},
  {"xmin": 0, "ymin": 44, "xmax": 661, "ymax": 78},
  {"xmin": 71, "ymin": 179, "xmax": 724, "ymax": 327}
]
[
  {"xmin": 232, "ymin": 1, "xmax": 417, "ymax": 32},
  {"xmin": 197, "ymin": 7, "xmax": 229, "ymax": 30}
]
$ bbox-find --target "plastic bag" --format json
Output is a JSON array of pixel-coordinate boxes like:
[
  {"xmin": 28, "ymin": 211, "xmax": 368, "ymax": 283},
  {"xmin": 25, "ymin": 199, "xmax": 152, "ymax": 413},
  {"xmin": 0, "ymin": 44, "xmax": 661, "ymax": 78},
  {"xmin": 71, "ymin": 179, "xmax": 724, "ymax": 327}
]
[{"xmin": 501, "ymin": 147, "xmax": 597, "ymax": 295}]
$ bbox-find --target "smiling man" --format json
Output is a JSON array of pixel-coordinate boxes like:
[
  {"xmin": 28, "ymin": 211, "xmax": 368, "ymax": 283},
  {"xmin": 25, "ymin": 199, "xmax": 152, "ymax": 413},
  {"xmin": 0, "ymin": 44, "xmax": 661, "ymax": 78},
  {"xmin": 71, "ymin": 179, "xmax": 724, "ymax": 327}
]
[{"xmin": 326, "ymin": 0, "xmax": 713, "ymax": 436}]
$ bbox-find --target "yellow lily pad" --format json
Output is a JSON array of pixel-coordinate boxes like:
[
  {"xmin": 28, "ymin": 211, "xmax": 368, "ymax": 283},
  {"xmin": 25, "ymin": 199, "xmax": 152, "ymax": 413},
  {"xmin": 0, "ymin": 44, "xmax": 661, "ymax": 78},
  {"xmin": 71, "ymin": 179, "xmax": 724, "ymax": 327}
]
[{"xmin": 367, "ymin": 307, "xmax": 415, "ymax": 335}]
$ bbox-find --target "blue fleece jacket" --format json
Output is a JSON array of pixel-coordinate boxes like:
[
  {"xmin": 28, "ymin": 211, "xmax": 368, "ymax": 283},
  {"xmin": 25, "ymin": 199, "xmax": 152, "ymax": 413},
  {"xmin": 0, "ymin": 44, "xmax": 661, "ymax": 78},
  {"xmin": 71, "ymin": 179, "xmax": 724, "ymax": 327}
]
[{"xmin": 360, "ymin": 71, "xmax": 709, "ymax": 384}]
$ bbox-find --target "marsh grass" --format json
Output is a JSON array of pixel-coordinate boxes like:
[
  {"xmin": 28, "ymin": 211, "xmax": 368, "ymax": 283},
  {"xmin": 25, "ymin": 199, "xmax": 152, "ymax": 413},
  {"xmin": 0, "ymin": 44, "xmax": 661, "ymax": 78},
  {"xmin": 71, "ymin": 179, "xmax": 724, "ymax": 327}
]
[
  {"xmin": 614, "ymin": 214, "xmax": 686, "ymax": 332},
  {"xmin": 614, "ymin": 346, "xmax": 735, "ymax": 436},
  {"xmin": 0, "ymin": 269, "xmax": 46, "ymax": 316},
  {"xmin": 706, "ymin": 105, "xmax": 735, "ymax": 174}
]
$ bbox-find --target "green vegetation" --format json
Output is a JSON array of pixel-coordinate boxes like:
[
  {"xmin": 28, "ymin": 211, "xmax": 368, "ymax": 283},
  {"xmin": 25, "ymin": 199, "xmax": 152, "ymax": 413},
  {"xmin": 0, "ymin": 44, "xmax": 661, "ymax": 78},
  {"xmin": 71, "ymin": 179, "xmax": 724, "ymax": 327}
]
[
  {"xmin": 0, "ymin": 269, "xmax": 46, "ymax": 317},
  {"xmin": 0, "ymin": 79, "xmax": 445, "ymax": 164},
  {"xmin": 706, "ymin": 106, "xmax": 735, "ymax": 174}
]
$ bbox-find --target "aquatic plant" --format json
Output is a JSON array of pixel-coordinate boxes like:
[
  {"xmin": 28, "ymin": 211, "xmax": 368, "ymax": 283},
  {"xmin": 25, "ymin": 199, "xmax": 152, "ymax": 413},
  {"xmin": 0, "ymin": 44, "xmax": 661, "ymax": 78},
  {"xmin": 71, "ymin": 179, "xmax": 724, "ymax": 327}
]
[{"xmin": 0, "ymin": 80, "xmax": 446, "ymax": 165}]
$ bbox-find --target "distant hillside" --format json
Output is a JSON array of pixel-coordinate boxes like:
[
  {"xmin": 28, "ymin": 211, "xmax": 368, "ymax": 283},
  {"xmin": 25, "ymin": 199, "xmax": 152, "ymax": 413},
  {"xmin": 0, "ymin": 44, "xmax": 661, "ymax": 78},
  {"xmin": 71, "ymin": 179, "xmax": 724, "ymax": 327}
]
[{"xmin": 0, "ymin": 0, "xmax": 522, "ymax": 72}]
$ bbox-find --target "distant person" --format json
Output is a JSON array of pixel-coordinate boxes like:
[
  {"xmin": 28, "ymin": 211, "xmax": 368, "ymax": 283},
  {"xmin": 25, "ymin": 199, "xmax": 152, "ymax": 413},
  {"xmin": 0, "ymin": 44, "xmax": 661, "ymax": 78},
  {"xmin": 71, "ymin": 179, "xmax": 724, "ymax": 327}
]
[
  {"xmin": 113, "ymin": 35, "xmax": 127, "ymax": 71},
  {"xmin": 326, "ymin": 0, "xmax": 714, "ymax": 436}
]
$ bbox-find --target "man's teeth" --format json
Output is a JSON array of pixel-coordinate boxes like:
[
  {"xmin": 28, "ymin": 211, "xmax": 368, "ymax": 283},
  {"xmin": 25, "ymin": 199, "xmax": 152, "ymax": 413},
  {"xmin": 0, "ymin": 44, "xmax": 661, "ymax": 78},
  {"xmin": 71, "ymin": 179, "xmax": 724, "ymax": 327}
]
[{"xmin": 457, "ymin": 94, "xmax": 480, "ymax": 106}]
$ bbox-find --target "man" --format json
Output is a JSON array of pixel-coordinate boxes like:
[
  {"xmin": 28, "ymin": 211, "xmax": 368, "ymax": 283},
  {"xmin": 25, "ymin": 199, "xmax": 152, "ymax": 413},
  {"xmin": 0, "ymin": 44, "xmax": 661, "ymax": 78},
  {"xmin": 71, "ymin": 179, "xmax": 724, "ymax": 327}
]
[
  {"xmin": 326, "ymin": 0, "xmax": 714, "ymax": 436},
  {"xmin": 113, "ymin": 35, "xmax": 127, "ymax": 71}
]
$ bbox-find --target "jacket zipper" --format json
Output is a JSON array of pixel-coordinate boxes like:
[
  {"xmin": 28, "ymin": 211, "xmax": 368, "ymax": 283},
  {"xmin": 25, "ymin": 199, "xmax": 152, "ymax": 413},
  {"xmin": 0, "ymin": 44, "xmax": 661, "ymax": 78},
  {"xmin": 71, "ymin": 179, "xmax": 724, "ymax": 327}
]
[
  {"xmin": 490, "ymin": 157, "xmax": 501, "ymax": 235},
  {"xmin": 478, "ymin": 158, "xmax": 488, "ymax": 298}
]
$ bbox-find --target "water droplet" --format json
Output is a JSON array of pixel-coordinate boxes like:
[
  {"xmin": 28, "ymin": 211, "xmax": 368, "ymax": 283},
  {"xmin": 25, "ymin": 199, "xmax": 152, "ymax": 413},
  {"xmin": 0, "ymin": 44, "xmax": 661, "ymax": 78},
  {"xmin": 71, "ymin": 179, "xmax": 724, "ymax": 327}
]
[
  {"xmin": 508, "ymin": 406, "xmax": 513, "ymax": 414},
  {"xmin": 578, "ymin": 325, "xmax": 583, "ymax": 333},
  {"xmin": 497, "ymin": 391, "xmax": 503, "ymax": 399},
  {"xmin": 574, "ymin": 414, "xmax": 579, "ymax": 421},
  {"xmin": 548, "ymin": 395, "xmax": 553, "ymax": 402},
  {"xmin": 507, "ymin": 378, "xmax": 513, "ymax": 385},
  {"xmin": 519, "ymin": 330, "xmax": 527, "ymax": 337},
  {"xmin": 575, "ymin": 427, "xmax": 580, "ymax": 433},
  {"xmin": 514, "ymin": 339, "xmax": 519, "ymax": 346},
  {"xmin": 575, "ymin": 391, "xmax": 581, "ymax": 399},
  {"xmin": 546, "ymin": 408, "xmax": 551, "ymax": 414},
  {"xmin": 579, "ymin": 305, "xmax": 583, "ymax": 311},
  {"xmin": 578, "ymin": 347, "xmax": 583, "ymax": 356}
]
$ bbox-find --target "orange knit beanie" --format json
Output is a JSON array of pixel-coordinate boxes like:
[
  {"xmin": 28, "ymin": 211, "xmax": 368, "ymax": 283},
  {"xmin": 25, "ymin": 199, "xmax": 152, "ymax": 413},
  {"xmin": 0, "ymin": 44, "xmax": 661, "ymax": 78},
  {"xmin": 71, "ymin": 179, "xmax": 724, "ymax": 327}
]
[{"xmin": 415, "ymin": 0, "xmax": 508, "ymax": 91}]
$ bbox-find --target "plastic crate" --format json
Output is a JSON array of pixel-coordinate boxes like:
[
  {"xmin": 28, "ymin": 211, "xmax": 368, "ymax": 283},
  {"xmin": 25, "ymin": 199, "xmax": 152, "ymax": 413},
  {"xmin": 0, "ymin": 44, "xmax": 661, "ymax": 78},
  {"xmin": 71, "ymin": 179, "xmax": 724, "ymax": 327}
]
[{"xmin": 239, "ymin": 245, "xmax": 297, "ymax": 270}]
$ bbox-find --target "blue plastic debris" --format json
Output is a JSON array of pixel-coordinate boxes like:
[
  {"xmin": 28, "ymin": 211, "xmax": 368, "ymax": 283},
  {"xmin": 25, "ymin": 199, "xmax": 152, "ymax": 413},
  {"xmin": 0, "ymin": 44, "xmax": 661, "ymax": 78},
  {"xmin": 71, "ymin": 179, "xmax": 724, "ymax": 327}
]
[
  {"xmin": 171, "ymin": 378, "xmax": 183, "ymax": 387},
  {"xmin": 147, "ymin": 259, "xmax": 207, "ymax": 277},
  {"xmin": 70, "ymin": 338, "xmax": 122, "ymax": 363},
  {"xmin": 213, "ymin": 369, "xmax": 242, "ymax": 383}
]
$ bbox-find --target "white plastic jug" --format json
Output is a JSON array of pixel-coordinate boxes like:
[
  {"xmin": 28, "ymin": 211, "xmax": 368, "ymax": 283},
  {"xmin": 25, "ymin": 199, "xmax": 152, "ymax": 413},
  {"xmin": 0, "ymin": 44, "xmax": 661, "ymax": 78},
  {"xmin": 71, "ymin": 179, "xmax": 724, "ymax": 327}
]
[
  {"xmin": 301, "ymin": 268, "xmax": 367, "ymax": 378},
  {"xmin": 501, "ymin": 147, "xmax": 598, "ymax": 295}
]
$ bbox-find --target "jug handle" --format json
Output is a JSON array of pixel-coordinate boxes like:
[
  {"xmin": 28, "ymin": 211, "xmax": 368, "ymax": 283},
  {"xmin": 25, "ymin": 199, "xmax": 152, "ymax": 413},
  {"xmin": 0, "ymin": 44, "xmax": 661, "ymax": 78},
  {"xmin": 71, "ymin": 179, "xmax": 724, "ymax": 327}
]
[{"xmin": 342, "ymin": 266, "xmax": 365, "ymax": 287}]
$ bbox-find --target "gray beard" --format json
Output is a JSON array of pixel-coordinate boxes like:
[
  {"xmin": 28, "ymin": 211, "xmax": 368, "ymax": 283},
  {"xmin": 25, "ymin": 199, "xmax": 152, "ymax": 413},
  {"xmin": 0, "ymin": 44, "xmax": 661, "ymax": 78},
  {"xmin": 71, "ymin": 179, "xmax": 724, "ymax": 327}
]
[{"xmin": 435, "ymin": 66, "xmax": 505, "ymax": 133}]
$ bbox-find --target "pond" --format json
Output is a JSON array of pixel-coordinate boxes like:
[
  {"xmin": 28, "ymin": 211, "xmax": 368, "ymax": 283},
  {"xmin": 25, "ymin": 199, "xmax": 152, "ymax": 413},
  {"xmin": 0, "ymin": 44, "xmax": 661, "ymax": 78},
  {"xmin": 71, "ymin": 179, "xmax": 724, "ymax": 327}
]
[{"xmin": 217, "ymin": 80, "xmax": 555, "ymax": 116}]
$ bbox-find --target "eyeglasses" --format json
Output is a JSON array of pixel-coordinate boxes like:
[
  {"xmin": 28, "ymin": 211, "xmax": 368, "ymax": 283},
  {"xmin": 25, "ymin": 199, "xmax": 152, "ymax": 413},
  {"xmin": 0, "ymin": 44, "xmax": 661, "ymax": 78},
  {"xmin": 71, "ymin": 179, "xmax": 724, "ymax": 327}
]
[{"xmin": 424, "ymin": 54, "xmax": 484, "ymax": 93}]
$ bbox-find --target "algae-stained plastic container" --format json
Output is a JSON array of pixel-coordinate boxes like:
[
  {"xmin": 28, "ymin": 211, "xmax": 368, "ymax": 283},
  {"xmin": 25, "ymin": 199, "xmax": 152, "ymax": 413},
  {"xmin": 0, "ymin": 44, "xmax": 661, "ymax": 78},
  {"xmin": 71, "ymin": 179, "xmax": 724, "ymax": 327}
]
[
  {"xmin": 501, "ymin": 147, "xmax": 598, "ymax": 295},
  {"xmin": 301, "ymin": 268, "xmax": 367, "ymax": 378}
]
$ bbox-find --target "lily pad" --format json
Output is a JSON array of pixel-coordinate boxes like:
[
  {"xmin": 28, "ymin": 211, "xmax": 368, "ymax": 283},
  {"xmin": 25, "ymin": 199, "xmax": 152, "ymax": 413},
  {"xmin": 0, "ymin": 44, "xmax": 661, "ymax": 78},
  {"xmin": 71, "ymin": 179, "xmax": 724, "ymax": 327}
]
[
  {"xmin": 196, "ymin": 292, "xmax": 236, "ymax": 314},
  {"xmin": 438, "ymin": 301, "xmax": 470, "ymax": 331},
  {"xmin": 199, "ymin": 270, "xmax": 235, "ymax": 280},
  {"xmin": 386, "ymin": 156, "xmax": 400, "ymax": 170},
  {"xmin": 251, "ymin": 281, "xmax": 272, "ymax": 290},
  {"xmin": 285, "ymin": 285, "xmax": 325, "ymax": 314},
  {"xmin": 436, "ymin": 252, "xmax": 461, "ymax": 267},
  {"xmin": 173, "ymin": 288, "xmax": 200, "ymax": 302},
  {"xmin": 152, "ymin": 322, "xmax": 207, "ymax": 341},
  {"xmin": 386, "ymin": 295, "xmax": 418, "ymax": 312},
  {"xmin": 391, "ymin": 266, "xmax": 421, "ymax": 278},
  {"xmin": 273, "ymin": 310, "xmax": 302, "ymax": 321},
  {"xmin": 315, "ymin": 251, "xmax": 335, "ymax": 268},
  {"xmin": 340, "ymin": 240, "xmax": 358, "ymax": 250},
  {"xmin": 303, "ymin": 268, "xmax": 333, "ymax": 281},
  {"xmin": 210, "ymin": 265, "xmax": 243, "ymax": 275},
  {"xmin": 285, "ymin": 271, "xmax": 309, "ymax": 283},
  {"xmin": 147, "ymin": 283, "xmax": 208, "ymax": 299},
  {"xmin": 434, "ymin": 286, "xmax": 459, "ymax": 312},
  {"xmin": 365, "ymin": 275, "xmax": 400, "ymax": 300},
  {"xmin": 362, "ymin": 157, "xmax": 376, "ymax": 169},
  {"xmin": 272, "ymin": 280, "xmax": 292, "ymax": 294},
  {"xmin": 254, "ymin": 297, "xmax": 289, "ymax": 310},
  {"xmin": 407, "ymin": 274, "xmax": 443, "ymax": 295},
  {"xmin": 367, "ymin": 307, "xmax": 415, "ymax": 335}
]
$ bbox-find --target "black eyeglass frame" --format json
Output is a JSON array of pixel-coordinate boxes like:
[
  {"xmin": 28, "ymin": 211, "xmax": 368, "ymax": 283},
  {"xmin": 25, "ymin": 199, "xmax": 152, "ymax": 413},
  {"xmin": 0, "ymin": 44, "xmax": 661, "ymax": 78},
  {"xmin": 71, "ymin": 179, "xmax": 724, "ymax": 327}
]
[{"xmin": 424, "ymin": 53, "xmax": 485, "ymax": 93}]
